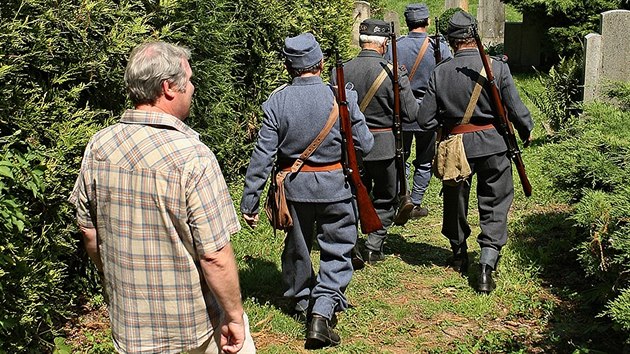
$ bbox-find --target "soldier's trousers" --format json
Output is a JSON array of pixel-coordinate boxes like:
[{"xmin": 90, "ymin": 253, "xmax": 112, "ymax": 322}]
[
  {"xmin": 361, "ymin": 158, "xmax": 397, "ymax": 252},
  {"xmin": 282, "ymin": 199, "xmax": 356, "ymax": 320},
  {"xmin": 403, "ymin": 131, "xmax": 436, "ymax": 206},
  {"xmin": 441, "ymin": 152, "xmax": 514, "ymax": 268}
]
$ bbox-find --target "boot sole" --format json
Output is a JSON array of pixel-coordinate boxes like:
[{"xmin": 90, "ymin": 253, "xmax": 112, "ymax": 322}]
[{"xmin": 305, "ymin": 331, "xmax": 340, "ymax": 349}]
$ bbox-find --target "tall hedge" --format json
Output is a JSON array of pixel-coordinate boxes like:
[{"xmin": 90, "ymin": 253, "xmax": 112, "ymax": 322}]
[{"xmin": 0, "ymin": 0, "xmax": 354, "ymax": 351}]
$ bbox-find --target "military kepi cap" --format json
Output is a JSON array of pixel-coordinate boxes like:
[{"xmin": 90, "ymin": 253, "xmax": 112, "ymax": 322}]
[
  {"xmin": 283, "ymin": 33, "xmax": 323, "ymax": 69},
  {"xmin": 404, "ymin": 3, "xmax": 430, "ymax": 22},
  {"xmin": 359, "ymin": 19, "xmax": 391, "ymax": 37},
  {"xmin": 447, "ymin": 10, "xmax": 476, "ymax": 39}
]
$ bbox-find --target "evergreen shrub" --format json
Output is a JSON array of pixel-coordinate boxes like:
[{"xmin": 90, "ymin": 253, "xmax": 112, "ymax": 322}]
[
  {"xmin": 0, "ymin": 0, "xmax": 354, "ymax": 351},
  {"xmin": 540, "ymin": 98, "xmax": 630, "ymax": 344}
]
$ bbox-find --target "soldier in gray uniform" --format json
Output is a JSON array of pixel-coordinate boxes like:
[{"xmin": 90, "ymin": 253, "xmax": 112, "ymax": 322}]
[
  {"xmin": 387, "ymin": 3, "xmax": 452, "ymax": 218},
  {"xmin": 333, "ymin": 19, "xmax": 420, "ymax": 264},
  {"xmin": 417, "ymin": 11, "xmax": 534, "ymax": 293},
  {"xmin": 241, "ymin": 33, "xmax": 373, "ymax": 348}
]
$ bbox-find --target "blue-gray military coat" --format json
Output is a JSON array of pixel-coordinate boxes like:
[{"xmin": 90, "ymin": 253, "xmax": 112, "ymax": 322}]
[
  {"xmin": 334, "ymin": 49, "xmax": 419, "ymax": 161},
  {"xmin": 417, "ymin": 48, "xmax": 534, "ymax": 158},
  {"xmin": 387, "ymin": 32, "xmax": 453, "ymax": 131},
  {"xmin": 241, "ymin": 75, "xmax": 374, "ymax": 214}
]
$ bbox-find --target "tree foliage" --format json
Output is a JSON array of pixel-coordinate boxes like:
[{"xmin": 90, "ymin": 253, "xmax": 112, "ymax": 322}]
[
  {"xmin": 501, "ymin": 0, "xmax": 630, "ymax": 59},
  {"xmin": 0, "ymin": 0, "xmax": 354, "ymax": 351}
]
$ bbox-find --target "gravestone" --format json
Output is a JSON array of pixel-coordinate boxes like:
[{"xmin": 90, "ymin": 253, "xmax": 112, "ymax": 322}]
[
  {"xmin": 384, "ymin": 10, "xmax": 401, "ymax": 37},
  {"xmin": 445, "ymin": 0, "xmax": 468, "ymax": 11},
  {"xmin": 583, "ymin": 10, "xmax": 630, "ymax": 101},
  {"xmin": 477, "ymin": 0, "xmax": 505, "ymax": 46},
  {"xmin": 583, "ymin": 33, "xmax": 603, "ymax": 102},
  {"xmin": 352, "ymin": 1, "xmax": 371, "ymax": 47}
]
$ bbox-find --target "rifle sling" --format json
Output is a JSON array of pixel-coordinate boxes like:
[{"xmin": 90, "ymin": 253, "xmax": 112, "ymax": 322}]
[
  {"xmin": 359, "ymin": 64, "xmax": 393, "ymax": 112},
  {"xmin": 408, "ymin": 37, "xmax": 430, "ymax": 81}
]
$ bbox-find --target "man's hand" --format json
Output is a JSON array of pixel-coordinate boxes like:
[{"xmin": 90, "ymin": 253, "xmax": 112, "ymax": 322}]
[
  {"xmin": 220, "ymin": 316, "xmax": 245, "ymax": 353},
  {"xmin": 242, "ymin": 213, "xmax": 259, "ymax": 229}
]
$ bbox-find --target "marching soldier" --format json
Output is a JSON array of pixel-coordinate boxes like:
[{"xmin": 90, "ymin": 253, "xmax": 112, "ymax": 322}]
[
  {"xmin": 241, "ymin": 33, "xmax": 373, "ymax": 348},
  {"xmin": 387, "ymin": 3, "xmax": 453, "ymax": 218},
  {"xmin": 334, "ymin": 19, "xmax": 420, "ymax": 264},
  {"xmin": 417, "ymin": 11, "xmax": 534, "ymax": 293}
]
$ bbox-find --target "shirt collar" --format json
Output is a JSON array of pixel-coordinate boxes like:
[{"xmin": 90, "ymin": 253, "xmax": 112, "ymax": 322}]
[
  {"xmin": 291, "ymin": 76, "xmax": 324, "ymax": 86},
  {"xmin": 120, "ymin": 109, "xmax": 200, "ymax": 140},
  {"xmin": 358, "ymin": 49, "xmax": 384, "ymax": 58},
  {"xmin": 407, "ymin": 32, "xmax": 428, "ymax": 39},
  {"xmin": 455, "ymin": 48, "xmax": 480, "ymax": 57}
]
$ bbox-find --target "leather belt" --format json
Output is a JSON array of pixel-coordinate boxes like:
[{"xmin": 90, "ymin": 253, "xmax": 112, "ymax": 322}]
[
  {"xmin": 369, "ymin": 127, "xmax": 393, "ymax": 132},
  {"xmin": 281, "ymin": 161, "xmax": 342, "ymax": 172},
  {"xmin": 450, "ymin": 123, "xmax": 495, "ymax": 134}
]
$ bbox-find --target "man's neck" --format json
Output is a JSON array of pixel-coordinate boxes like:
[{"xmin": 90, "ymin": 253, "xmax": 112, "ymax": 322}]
[
  {"xmin": 135, "ymin": 103, "xmax": 181, "ymax": 120},
  {"xmin": 361, "ymin": 44, "xmax": 384, "ymax": 55},
  {"xmin": 456, "ymin": 43, "xmax": 477, "ymax": 53},
  {"xmin": 410, "ymin": 27, "xmax": 427, "ymax": 34}
]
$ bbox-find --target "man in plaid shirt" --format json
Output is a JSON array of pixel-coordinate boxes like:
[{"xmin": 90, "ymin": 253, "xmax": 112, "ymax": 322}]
[{"xmin": 70, "ymin": 41, "xmax": 255, "ymax": 354}]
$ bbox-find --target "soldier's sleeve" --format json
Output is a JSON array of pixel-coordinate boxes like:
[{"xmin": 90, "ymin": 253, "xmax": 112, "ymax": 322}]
[
  {"xmin": 417, "ymin": 71, "xmax": 440, "ymax": 131},
  {"xmin": 240, "ymin": 99, "xmax": 280, "ymax": 214},
  {"xmin": 397, "ymin": 67, "xmax": 421, "ymax": 124},
  {"xmin": 497, "ymin": 61, "xmax": 534, "ymax": 142},
  {"xmin": 347, "ymin": 89, "xmax": 374, "ymax": 156}
]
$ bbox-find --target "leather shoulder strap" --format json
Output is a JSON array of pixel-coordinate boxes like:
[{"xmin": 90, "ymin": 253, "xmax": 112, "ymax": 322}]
[
  {"xmin": 408, "ymin": 37, "xmax": 430, "ymax": 81},
  {"xmin": 359, "ymin": 64, "xmax": 393, "ymax": 112},
  {"xmin": 285, "ymin": 98, "xmax": 339, "ymax": 175},
  {"xmin": 462, "ymin": 58, "xmax": 492, "ymax": 124}
]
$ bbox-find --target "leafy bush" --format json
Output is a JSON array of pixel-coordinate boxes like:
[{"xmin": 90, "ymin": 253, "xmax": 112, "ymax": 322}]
[
  {"xmin": 502, "ymin": 0, "xmax": 630, "ymax": 59},
  {"xmin": 0, "ymin": 0, "xmax": 355, "ymax": 351},
  {"xmin": 540, "ymin": 98, "xmax": 630, "ymax": 343},
  {"xmin": 524, "ymin": 56, "xmax": 583, "ymax": 134}
]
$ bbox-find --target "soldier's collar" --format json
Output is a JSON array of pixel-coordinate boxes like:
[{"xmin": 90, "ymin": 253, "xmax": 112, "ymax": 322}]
[{"xmin": 291, "ymin": 75, "xmax": 324, "ymax": 86}]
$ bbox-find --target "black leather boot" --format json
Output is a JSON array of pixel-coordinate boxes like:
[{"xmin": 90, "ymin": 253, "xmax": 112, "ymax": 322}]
[
  {"xmin": 351, "ymin": 243, "xmax": 365, "ymax": 270},
  {"xmin": 477, "ymin": 264, "xmax": 496, "ymax": 294},
  {"xmin": 451, "ymin": 252, "xmax": 469, "ymax": 274},
  {"xmin": 305, "ymin": 315, "xmax": 340, "ymax": 349},
  {"xmin": 365, "ymin": 250, "xmax": 385, "ymax": 265}
]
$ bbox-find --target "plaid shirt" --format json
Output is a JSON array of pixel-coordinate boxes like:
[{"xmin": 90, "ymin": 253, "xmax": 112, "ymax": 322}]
[{"xmin": 69, "ymin": 110, "xmax": 241, "ymax": 353}]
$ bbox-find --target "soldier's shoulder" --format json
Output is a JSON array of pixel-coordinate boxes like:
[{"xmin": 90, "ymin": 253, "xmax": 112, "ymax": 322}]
[
  {"xmin": 396, "ymin": 35, "xmax": 408, "ymax": 42},
  {"xmin": 268, "ymin": 83, "xmax": 289, "ymax": 98},
  {"xmin": 491, "ymin": 54, "xmax": 509, "ymax": 63},
  {"xmin": 435, "ymin": 56, "xmax": 453, "ymax": 67}
]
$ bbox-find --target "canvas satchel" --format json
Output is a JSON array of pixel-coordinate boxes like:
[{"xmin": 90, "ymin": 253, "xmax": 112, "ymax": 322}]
[
  {"xmin": 433, "ymin": 63, "xmax": 489, "ymax": 186},
  {"xmin": 264, "ymin": 99, "xmax": 339, "ymax": 231}
]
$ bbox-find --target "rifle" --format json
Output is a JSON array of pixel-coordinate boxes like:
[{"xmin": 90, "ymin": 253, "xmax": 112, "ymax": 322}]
[
  {"xmin": 390, "ymin": 22, "xmax": 414, "ymax": 226},
  {"xmin": 433, "ymin": 16, "xmax": 442, "ymax": 64},
  {"xmin": 335, "ymin": 55, "xmax": 383, "ymax": 233},
  {"xmin": 471, "ymin": 25, "xmax": 532, "ymax": 197}
]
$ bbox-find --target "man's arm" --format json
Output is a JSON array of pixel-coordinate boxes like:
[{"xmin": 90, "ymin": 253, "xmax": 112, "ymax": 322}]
[
  {"xmin": 199, "ymin": 243, "xmax": 245, "ymax": 354},
  {"xmin": 80, "ymin": 226, "xmax": 103, "ymax": 272}
]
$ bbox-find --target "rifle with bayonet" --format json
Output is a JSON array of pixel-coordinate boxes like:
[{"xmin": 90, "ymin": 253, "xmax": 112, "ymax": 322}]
[
  {"xmin": 390, "ymin": 22, "xmax": 414, "ymax": 226},
  {"xmin": 471, "ymin": 25, "xmax": 532, "ymax": 197},
  {"xmin": 433, "ymin": 16, "xmax": 442, "ymax": 64},
  {"xmin": 335, "ymin": 54, "xmax": 383, "ymax": 234}
]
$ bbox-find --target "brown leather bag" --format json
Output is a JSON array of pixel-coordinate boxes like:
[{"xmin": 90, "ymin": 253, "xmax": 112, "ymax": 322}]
[{"xmin": 264, "ymin": 99, "xmax": 339, "ymax": 231}]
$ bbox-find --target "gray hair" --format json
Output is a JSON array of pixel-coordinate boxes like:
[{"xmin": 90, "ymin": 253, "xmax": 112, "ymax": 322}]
[
  {"xmin": 124, "ymin": 41, "xmax": 191, "ymax": 105},
  {"xmin": 359, "ymin": 34, "xmax": 388, "ymax": 46}
]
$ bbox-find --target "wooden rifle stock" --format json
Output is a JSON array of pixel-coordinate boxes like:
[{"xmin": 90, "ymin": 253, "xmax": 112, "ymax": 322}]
[
  {"xmin": 433, "ymin": 17, "xmax": 442, "ymax": 64},
  {"xmin": 472, "ymin": 26, "xmax": 532, "ymax": 197},
  {"xmin": 390, "ymin": 22, "xmax": 414, "ymax": 226},
  {"xmin": 335, "ymin": 59, "xmax": 383, "ymax": 233},
  {"xmin": 390, "ymin": 25, "xmax": 407, "ymax": 199}
]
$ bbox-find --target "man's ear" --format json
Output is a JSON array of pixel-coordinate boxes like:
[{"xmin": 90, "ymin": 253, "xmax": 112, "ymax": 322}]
[{"xmin": 162, "ymin": 80, "xmax": 176, "ymax": 100}]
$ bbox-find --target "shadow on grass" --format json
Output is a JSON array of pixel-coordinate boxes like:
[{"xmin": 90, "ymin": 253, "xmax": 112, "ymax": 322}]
[
  {"xmin": 510, "ymin": 208, "xmax": 627, "ymax": 352},
  {"xmin": 385, "ymin": 233, "xmax": 453, "ymax": 267},
  {"xmin": 239, "ymin": 256, "xmax": 291, "ymax": 312}
]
